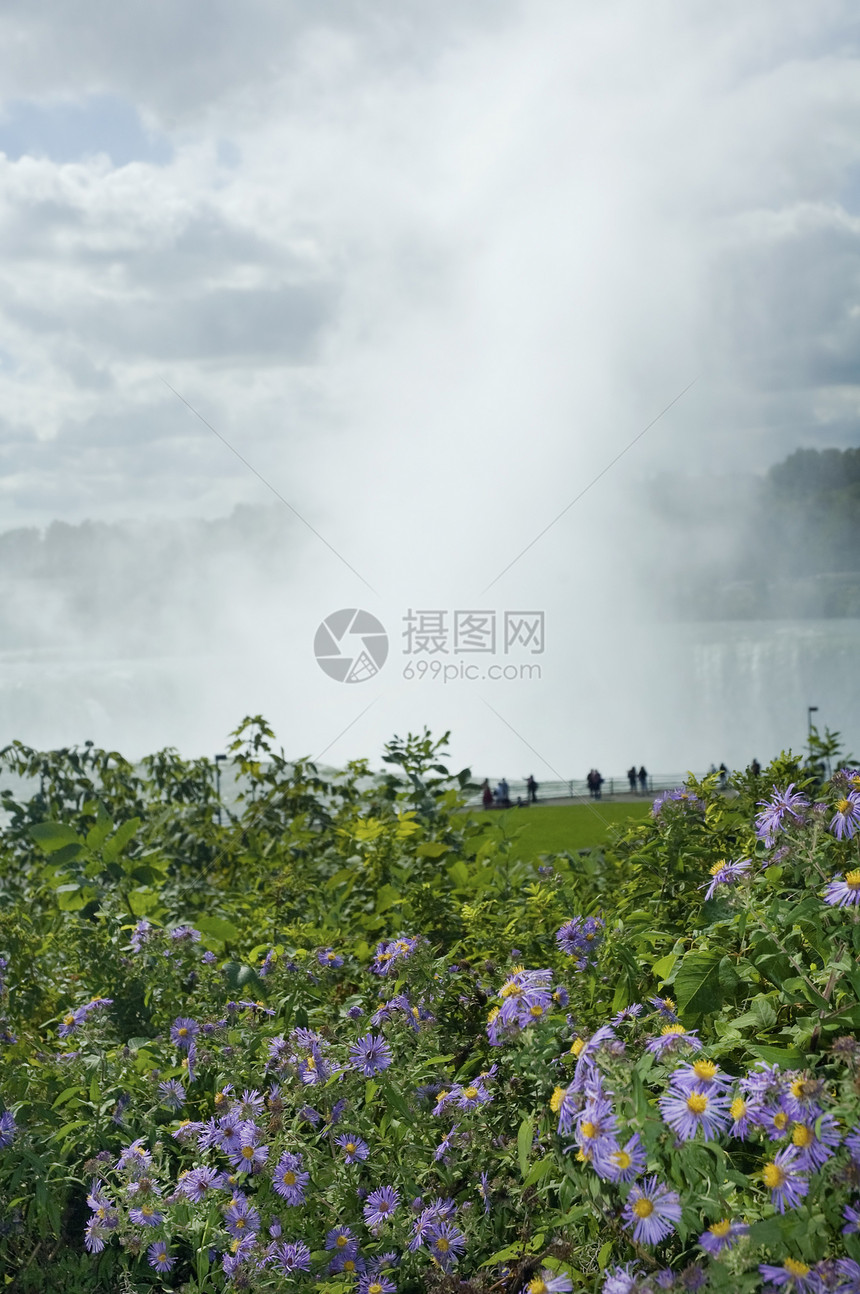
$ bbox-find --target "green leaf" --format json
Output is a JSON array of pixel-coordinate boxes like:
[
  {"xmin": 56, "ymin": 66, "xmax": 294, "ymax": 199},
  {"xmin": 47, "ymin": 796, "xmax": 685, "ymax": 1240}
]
[
  {"xmin": 223, "ymin": 962, "xmax": 264, "ymax": 993},
  {"xmin": 517, "ymin": 1115, "xmax": 534, "ymax": 1179},
  {"xmin": 597, "ymin": 1240, "xmax": 613, "ymax": 1271},
  {"xmin": 416, "ymin": 842, "xmax": 449, "ymax": 858},
  {"xmin": 748, "ymin": 1044, "xmax": 805, "ymax": 1068},
  {"xmin": 651, "ymin": 952, "xmax": 677, "ymax": 983},
  {"xmin": 447, "ymin": 860, "xmax": 469, "ymax": 888},
  {"xmin": 374, "ymin": 884, "xmax": 402, "ymax": 914},
  {"xmin": 102, "ymin": 817, "xmax": 141, "ymax": 862},
  {"xmin": 674, "ymin": 950, "xmax": 723, "ymax": 1020},
  {"xmin": 196, "ymin": 916, "xmax": 241, "ymax": 943},
  {"xmin": 522, "ymin": 1157, "xmax": 554, "ymax": 1188},
  {"xmin": 30, "ymin": 822, "xmax": 81, "ymax": 853}
]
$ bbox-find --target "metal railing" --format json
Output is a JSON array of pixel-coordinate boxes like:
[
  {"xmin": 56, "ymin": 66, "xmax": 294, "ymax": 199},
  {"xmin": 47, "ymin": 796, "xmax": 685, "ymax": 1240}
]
[{"xmin": 468, "ymin": 773, "xmax": 712, "ymax": 806}]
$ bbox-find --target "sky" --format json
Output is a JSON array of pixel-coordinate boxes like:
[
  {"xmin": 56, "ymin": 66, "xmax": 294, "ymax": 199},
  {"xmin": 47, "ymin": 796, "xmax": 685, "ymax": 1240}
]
[{"xmin": 1, "ymin": 1, "xmax": 860, "ymax": 780}]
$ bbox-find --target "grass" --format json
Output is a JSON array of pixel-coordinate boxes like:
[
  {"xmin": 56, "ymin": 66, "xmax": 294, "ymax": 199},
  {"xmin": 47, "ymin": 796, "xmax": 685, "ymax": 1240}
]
[{"xmin": 466, "ymin": 801, "xmax": 651, "ymax": 860}]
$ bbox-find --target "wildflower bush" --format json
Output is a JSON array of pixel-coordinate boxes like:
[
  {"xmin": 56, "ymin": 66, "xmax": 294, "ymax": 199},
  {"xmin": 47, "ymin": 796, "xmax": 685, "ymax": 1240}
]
[{"xmin": 2, "ymin": 721, "xmax": 860, "ymax": 1291}]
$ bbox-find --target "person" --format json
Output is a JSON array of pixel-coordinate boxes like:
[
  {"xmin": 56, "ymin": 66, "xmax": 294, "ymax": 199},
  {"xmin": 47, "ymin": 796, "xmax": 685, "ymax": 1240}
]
[
  {"xmin": 627, "ymin": 765, "xmax": 637, "ymax": 792},
  {"xmin": 586, "ymin": 769, "xmax": 596, "ymax": 799},
  {"xmin": 526, "ymin": 774, "xmax": 538, "ymax": 804},
  {"xmin": 718, "ymin": 763, "xmax": 728, "ymax": 790},
  {"xmin": 751, "ymin": 757, "xmax": 761, "ymax": 778},
  {"xmin": 638, "ymin": 765, "xmax": 648, "ymax": 793},
  {"xmin": 591, "ymin": 769, "xmax": 604, "ymax": 800},
  {"xmin": 496, "ymin": 777, "xmax": 510, "ymax": 808},
  {"xmin": 481, "ymin": 778, "xmax": 493, "ymax": 809}
]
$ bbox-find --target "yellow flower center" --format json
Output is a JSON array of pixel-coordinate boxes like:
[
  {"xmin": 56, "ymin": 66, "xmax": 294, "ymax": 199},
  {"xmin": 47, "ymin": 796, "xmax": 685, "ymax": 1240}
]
[
  {"xmin": 550, "ymin": 1087, "xmax": 566, "ymax": 1113},
  {"xmin": 792, "ymin": 1124, "xmax": 813, "ymax": 1148},
  {"xmin": 730, "ymin": 1096, "xmax": 746, "ymax": 1120},
  {"xmin": 710, "ymin": 859, "xmax": 727, "ymax": 876},
  {"xmin": 612, "ymin": 1149, "xmax": 632, "ymax": 1170},
  {"xmin": 784, "ymin": 1259, "xmax": 810, "ymax": 1277},
  {"xmin": 235, "ymin": 1218, "xmax": 245, "ymax": 1229},
  {"xmin": 530, "ymin": 1004, "xmax": 544, "ymax": 1017},
  {"xmin": 580, "ymin": 1121, "xmax": 598, "ymax": 1140},
  {"xmin": 368, "ymin": 1285, "xmax": 384, "ymax": 1294},
  {"xmin": 763, "ymin": 1162, "xmax": 785, "ymax": 1189},
  {"xmin": 345, "ymin": 1143, "xmax": 356, "ymax": 1155},
  {"xmin": 463, "ymin": 1086, "xmax": 479, "ymax": 1100},
  {"xmin": 336, "ymin": 1236, "xmax": 348, "ymax": 1248},
  {"xmin": 632, "ymin": 1198, "xmax": 654, "ymax": 1219},
  {"xmin": 487, "ymin": 1007, "xmax": 500, "ymax": 1024},
  {"xmin": 63, "ymin": 1014, "xmax": 76, "ymax": 1026},
  {"xmin": 661, "ymin": 1024, "xmax": 685, "ymax": 1036},
  {"xmin": 687, "ymin": 1092, "xmax": 708, "ymax": 1114},
  {"xmin": 241, "ymin": 1146, "xmax": 255, "ymax": 1159},
  {"xmin": 837, "ymin": 798, "xmax": 852, "ymax": 814},
  {"xmin": 141, "ymin": 1204, "xmax": 154, "ymax": 1218},
  {"xmin": 306, "ymin": 1055, "xmax": 316, "ymax": 1069},
  {"xmin": 437, "ymin": 1091, "xmax": 449, "ymax": 1104},
  {"xmin": 412, "ymin": 1007, "xmax": 419, "ymax": 1018},
  {"xmin": 692, "ymin": 1060, "xmax": 718, "ymax": 1081},
  {"xmin": 283, "ymin": 1171, "xmax": 296, "ymax": 1185},
  {"xmin": 528, "ymin": 1282, "xmax": 549, "ymax": 1294},
  {"xmin": 710, "ymin": 1219, "xmax": 731, "ymax": 1238},
  {"xmin": 847, "ymin": 869, "xmax": 860, "ymax": 889},
  {"xmin": 570, "ymin": 1038, "xmax": 585, "ymax": 1056},
  {"xmin": 773, "ymin": 1111, "xmax": 788, "ymax": 1131},
  {"xmin": 379, "ymin": 1200, "xmax": 391, "ymax": 1213},
  {"xmin": 436, "ymin": 1237, "xmax": 450, "ymax": 1253},
  {"xmin": 343, "ymin": 1261, "xmax": 356, "ymax": 1273},
  {"xmin": 177, "ymin": 1026, "xmax": 188, "ymax": 1037}
]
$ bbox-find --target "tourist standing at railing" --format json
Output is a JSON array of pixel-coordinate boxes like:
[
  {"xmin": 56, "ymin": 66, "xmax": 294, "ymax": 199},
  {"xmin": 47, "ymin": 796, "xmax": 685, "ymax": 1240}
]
[
  {"xmin": 526, "ymin": 774, "xmax": 538, "ymax": 804},
  {"xmin": 481, "ymin": 778, "xmax": 493, "ymax": 809},
  {"xmin": 638, "ymin": 765, "xmax": 648, "ymax": 793},
  {"xmin": 627, "ymin": 765, "xmax": 637, "ymax": 792}
]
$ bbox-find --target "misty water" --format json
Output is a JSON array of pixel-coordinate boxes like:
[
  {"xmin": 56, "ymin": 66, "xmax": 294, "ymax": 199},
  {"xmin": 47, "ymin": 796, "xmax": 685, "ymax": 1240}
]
[{"xmin": 0, "ymin": 617, "xmax": 856, "ymax": 780}]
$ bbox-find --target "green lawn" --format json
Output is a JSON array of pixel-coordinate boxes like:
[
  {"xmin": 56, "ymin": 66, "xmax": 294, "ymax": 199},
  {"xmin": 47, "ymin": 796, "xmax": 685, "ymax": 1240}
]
[{"xmin": 466, "ymin": 801, "xmax": 651, "ymax": 859}]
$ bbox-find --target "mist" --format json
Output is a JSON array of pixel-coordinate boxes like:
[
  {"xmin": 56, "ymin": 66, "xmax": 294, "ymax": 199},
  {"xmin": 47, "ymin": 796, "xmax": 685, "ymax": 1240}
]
[{"xmin": 1, "ymin": 1, "xmax": 860, "ymax": 780}]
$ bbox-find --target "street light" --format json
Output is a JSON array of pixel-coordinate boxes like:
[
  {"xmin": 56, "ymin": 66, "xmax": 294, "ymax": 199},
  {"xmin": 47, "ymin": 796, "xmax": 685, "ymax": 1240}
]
[{"xmin": 214, "ymin": 754, "xmax": 227, "ymax": 826}]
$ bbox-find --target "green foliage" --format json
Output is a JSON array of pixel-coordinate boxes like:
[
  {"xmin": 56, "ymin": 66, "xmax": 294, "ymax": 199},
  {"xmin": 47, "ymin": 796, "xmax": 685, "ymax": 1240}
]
[{"xmin": 2, "ymin": 722, "xmax": 860, "ymax": 1290}]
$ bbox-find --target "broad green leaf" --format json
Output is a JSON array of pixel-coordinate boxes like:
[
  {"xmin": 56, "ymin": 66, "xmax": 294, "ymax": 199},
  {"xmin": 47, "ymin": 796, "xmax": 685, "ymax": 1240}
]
[
  {"xmin": 651, "ymin": 952, "xmax": 677, "ymax": 983},
  {"xmin": 196, "ymin": 916, "xmax": 241, "ymax": 943},
  {"xmin": 102, "ymin": 817, "xmax": 141, "ymax": 862},
  {"xmin": 374, "ymin": 884, "xmax": 402, "ymax": 914},
  {"xmin": 522, "ymin": 1157, "xmax": 554, "ymax": 1188},
  {"xmin": 30, "ymin": 822, "xmax": 81, "ymax": 853},
  {"xmin": 416, "ymin": 842, "xmax": 449, "ymax": 858},
  {"xmin": 674, "ymin": 950, "xmax": 723, "ymax": 1020},
  {"xmin": 598, "ymin": 1240, "xmax": 613, "ymax": 1270}
]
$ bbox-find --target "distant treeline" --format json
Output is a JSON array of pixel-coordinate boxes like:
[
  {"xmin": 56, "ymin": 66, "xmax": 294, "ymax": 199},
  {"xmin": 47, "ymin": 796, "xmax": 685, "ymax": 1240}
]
[
  {"xmin": 0, "ymin": 505, "xmax": 296, "ymax": 653},
  {"xmin": 648, "ymin": 445, "xmax": 860, "ymax": 619}
]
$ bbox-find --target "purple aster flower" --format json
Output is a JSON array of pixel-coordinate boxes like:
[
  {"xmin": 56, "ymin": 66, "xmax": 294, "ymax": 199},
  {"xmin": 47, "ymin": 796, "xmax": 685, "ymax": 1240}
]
[
  {"xmin": 335, "ymin": 1133, "xmax": 370, "ymax": 1163},
  {"xmin": 755, "ymin": 783, "xmax": 809, "ymax": 847},
  {"xmin": 270, "ymin": 1240, "xmax": 312, "ymax": 1275},
  {"xmin": 602, "ymin": 1265, "xmax": 644, "ymax": 1294},
  {"xmin": 659, "ymin": 1084, "xmax": 731, "ymax": 1142},
  {"xmin": 699, "ymin": 1218, "xmax": 749, "ymax": 1255},
  {"xmin": 830, "ymin": 793, "xmax": 860, "ymax": 841},
  {"xmin": 622, "ymin": 1177, "xmax": 682, "ymax": 1245},
  {"xmin": 84, "ymin": 1220, "xmax": 108, "ymax": 1253},
  {"xmin": 201, "ymin": 949, "xmax": 216, "ymax": 964},
  {"xmin": 371, "ymin": 935, "xmax": 420, "ymax": 975},
  {"xmin": 318, "ymin": 947, "xmax": 344, "ymax": 968},
  {"xmin": 272, "ymin": 1151, "xmax": 308, "ymax": 1203},
  {"xmin": 236, "ymin": 1089, "xmax": 265, "ymax": 1120},
  {"xmin": 425, "ymin": 1218, "xmax": 466, "ymax": 1270},
  {"xmin": 170, "ymin": 1017, "xmax": 199, "ymax": 1049},
  {"xmin": 843, "ymin": 1203, "xmax": 860, "ymax": 1235},
  {"xmin": 116, "ymin": 1138, "xmax": 153, "ymax": 1178},
  {"xmin": 347, "ymin": 1004, "xmax": 364, "ymax": 1019},
  {"xmin": 555, "ymin": 915, "xmax": 604, "ymax": 967},
  {"xmin": 147, "ymin": 1241, "xmax": 174, "ymax": 1273},
  {"xmin": 758, "ymin": 1258, "xmax": 817, "ymax": 1292},
  {"xmin": 230, "ymin": 1125, "xmax": 269, "ymax": 1174},
  {"xmin": 790, "ymin": 1113, "xmax": 840, "ymax": 1170},
  {"xmin": 478, "ymin": 1171, "xmax": 491, "ymax": 1213},
  {"xmin": 0, "ymin": 1111, "xmax": 16, "ymax": 1149},
  {"xmin": 761, "ymin": 1147, "xmax": 809, "ymax": 1212},
  {"xmin": 845, "ymin": 1128, "xmax": 860, "ymax": 1165},
  {"xmin": 521, "ymin": 1273, "xmax": 573, "ymax": 1293},
  {"xmin": 434, "ymin": 1124, "xmax": 461, "ymax": 1162},
  {"xmin": 652, "ymin": 787, "xmax": 706, "ymax": 818},
  {"xmin": 129, "ymin": 919, "xmax": 154, "ymax": 951},
  {"xmin": 570, "ymin": 1024, "xmax": 618, "ymax": 1090},
  {"xmin": 363, "ymin": 1185, "xmax": 399, "ymax": 1230},
  {"xmin": 645, "ymin": 1025, "xmax": 703, "ymax": 1059},
  {"xmin": 129, "ymin": 1199, "xmax": 164, "ymax": 1227},
  {"xmin": 157, "ymin": 1079, "xmax": 186, "ymax": 1111},
  {"xmin": 701, "ymin": 857, "xmax": 751, "ymax": 901},
  {"xmin": 594, "ymin": 1133, "xmax": 646, "ymax": 1183},
  {"xmin": 350, "ymin": 1032, "xmax": 393, "ymax": 1077},
  {"xmin": 178, "ymin": 1166, "xmax": 219, "ymax": 1202},
  {"xmin": 358, "ymin": 1277, "xmax": 396, "ymax": 1294},
  {"xmin": 573, "ymin": 1092, "xmax": 619, "ymax": 1162},
  {"xmin": 782, "ymin": 1074, "xmax": 827, "ymax": 1122},
  {"xmin": 170, "ymin": 924, "xmax": 201, "ymax": 943},
  {"xmin": 610, "ymin": 1003, "xmax": 644, "ymax": 1025},
  {"xmin": 824, "ymin": 869, "xmax": 860, "ymax": 908},
  {"xmin": 225, "ymin": 1199, "xmax": 260, "ymax": 1239},
  {"xmin": 326, "ymin": 1226, "xmax": 359, "ymax": 1257}
]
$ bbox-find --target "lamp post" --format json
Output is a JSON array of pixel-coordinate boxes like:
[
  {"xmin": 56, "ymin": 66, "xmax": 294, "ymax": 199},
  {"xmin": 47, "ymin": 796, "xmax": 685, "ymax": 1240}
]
[{"xmin": 214, "ymin": 754, "xmax": 227, "ymax": 826}]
